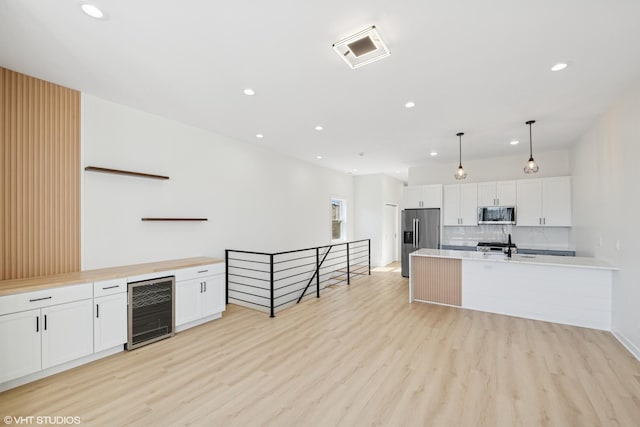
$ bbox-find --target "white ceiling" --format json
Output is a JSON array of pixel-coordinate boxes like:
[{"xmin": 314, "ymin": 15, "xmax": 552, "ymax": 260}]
[{"xmin": 2, "ymin": 0, "xmax": 640, "ymax": 180}]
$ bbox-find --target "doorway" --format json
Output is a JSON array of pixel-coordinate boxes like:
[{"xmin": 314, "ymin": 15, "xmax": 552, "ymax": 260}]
[{"xmin": 382, "ymin": 203, "xmax": 399, "ymax": 265}]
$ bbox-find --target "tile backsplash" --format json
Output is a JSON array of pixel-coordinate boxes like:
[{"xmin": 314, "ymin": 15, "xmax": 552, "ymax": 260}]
[{"xmin": 442, "ymin": 225, "xmax": 573, "ymax": 250}]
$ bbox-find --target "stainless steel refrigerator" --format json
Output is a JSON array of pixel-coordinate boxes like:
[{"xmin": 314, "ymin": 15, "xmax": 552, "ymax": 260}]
[{"xmin": 401, "ymin": 208, "xmax": 440, "ymax": 277}]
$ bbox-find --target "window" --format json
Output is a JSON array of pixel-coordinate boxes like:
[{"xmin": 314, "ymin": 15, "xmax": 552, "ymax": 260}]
[{"xmin": 331, "ymin": 198, "xmax": 346, "ymax": 241}]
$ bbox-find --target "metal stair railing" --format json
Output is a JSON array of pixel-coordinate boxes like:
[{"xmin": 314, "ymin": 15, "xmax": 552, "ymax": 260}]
[{"xmin": 226, "ymin": 239, "xmax": 371, "ymax": 317}]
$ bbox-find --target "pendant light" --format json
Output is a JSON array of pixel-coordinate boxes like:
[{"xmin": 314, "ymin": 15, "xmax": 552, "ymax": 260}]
[
  {"xmin": 524, "ymin": 120, "xmax": 539, "ymax": 174},
  {"xmin": 454, "ymin": 132, "xmax": 467, "ymax": 180}
]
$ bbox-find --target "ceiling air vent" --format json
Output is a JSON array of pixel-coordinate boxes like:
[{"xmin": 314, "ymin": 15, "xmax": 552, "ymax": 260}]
[{"xmin": 332, "ymin": 26, "xmax": 390, "ymax": 69}]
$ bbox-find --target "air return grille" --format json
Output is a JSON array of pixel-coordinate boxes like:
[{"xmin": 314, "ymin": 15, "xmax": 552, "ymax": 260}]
[{"xmin": 332, "ymin": 26, "xmax": 390, "ymax": 69}]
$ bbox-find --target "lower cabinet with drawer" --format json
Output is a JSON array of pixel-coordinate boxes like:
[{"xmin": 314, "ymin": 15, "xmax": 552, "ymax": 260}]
[
  {"xmin": 0, "ymin": 284, "xmax": 94, "ymax": 384},
  {"xmin": 175, "ymin": 263, "xmax": 226, "ymax": 331}
]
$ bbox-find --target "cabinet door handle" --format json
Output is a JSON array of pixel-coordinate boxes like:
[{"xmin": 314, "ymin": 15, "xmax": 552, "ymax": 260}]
[
  {"xmin": 200, "ymin": 282, "xmax": 203, "ymax": 293},
  {"xmin": 29, "ymin": 296, "xmax": 52, "ymax": 302},
  {"xmin": 36, "ymin": 316, "xmax": 39, "ymax": 332},
  {"xmin": 197, "ymin": 270, "xmax": 208, "ymax": 273},
  {"xmin": 543, "ymin": 217, "xmax": 546, "ymax": 225},
  {"xmin": 102, "ymin": 285, "xmax": 119, "ymax": 290},
  {"xmin": 96, "ymin": 304, "xmax": 100, "ymax": 318},
  {"xmin": 44, "ymin": 315, "xmax": 47, "ymax": 331},
  {"xmin": 204, "ymin": 281, "xmax": 207, "ymax": 292}
]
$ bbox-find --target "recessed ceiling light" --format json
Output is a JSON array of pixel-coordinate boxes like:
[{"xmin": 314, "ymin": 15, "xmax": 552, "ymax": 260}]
[
  {"xmin": 510, "ymin": 140, "xmax": 520, "ymax": 145},
  {"xmin": 256, "ymin": 134, "xmax": 264, "ymax": 139},
  {"xmin": 430, "ymin": 151, "xmax": 438, "ymax": 156},
  {"xmin": 81, "ymin": 3, "xmax": 105, "ymax": 19},
  {"xmin": 243, "ymin": 88, "xmax": 255, "ymax": 96},
  {"xmin": 315, "ymin": 126, "xmax": 323, "ymax": 131},
  {"xmin": 316, "ymin": 155, "xmax": 323, "ymax": 160},
  {"xmin": 353, "ymin": 168, "xmax": 358, "ymax": 172},
  {"xmin": 405, "ymin": 101, "xmax": 415, "ymax": 109},
  {"xmin": 551, "ymin": 62, "xmax": 568, "ymax": 72}
]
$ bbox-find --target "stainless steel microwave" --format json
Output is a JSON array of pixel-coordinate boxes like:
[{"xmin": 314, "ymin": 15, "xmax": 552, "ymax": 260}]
[{"xmin": 477, "ymin": 206, "xmax": 516, "ymax": 224}]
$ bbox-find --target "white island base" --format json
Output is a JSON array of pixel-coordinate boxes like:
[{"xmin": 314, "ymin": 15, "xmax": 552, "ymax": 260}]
[{"xmin": 409, "ymin": 249, "xmax": 616, "ymax": 331}]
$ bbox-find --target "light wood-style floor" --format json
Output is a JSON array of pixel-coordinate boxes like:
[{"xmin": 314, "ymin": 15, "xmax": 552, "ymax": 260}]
[{"xmin": 1, "ymin": 266, "xmax": 640, "ymax": 426}]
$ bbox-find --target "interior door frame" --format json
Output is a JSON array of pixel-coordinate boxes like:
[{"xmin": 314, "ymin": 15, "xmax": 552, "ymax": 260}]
[{"xmin": 383, "ymin": 202, "xmax": 399, "ymax": 265}]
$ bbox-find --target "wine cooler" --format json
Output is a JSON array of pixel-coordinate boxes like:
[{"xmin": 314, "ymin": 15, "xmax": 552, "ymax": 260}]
[{"xmin": 127, "ymin": 276, "xmax": 175, "ymax": 350}]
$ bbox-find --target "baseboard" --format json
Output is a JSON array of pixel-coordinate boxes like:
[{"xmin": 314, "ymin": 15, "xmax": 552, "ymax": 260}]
[
  {"xmin": 612, "ymin": 329, "xmax": 640, "ymax": 362},
  {"xmin": 0, "ymin": 346, "xmax": 123, "ymax": 392},
  {"xmin": 175, "ymin": 312, "xmax": 222, "ymax": 332}
]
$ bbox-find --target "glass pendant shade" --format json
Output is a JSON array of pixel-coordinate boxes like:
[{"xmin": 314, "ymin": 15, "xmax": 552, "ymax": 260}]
[
  {"xmin": 524, "ymin": 157, "xmax": 539, "ymax": 174},
  {"xmin": 454, "ymin": 132, "xmax": 467, "ymax": 180},
  {"xmin": 524, "ymin": 120, "xmax": 539, "ymax": 174}
]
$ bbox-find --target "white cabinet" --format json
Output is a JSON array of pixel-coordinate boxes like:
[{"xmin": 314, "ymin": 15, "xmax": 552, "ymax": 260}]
[
  {"xmin": 94, "ymin": 293, "xmax": 127, "ymax": 352},
  {"xmin": 0, "ymin": 309, "xmax": 41, "ymax": 383},
  {"xmin": 176, "ymin": 279, "xmax": 202, "ymax": 326},
  {"xmin": 41, "ymin": 299, "xmax": 94, "ymax": 369},
  {"xmin": 175, "ymin": 263, "xmax": 226, "ymax": 330},
  {"xmin": 404, "ymin": 185, "xmax": 442, "ymax": 208},
  {"xmin": 444, "ymin": 184, "xmax": 478, "ymax": 226},
  {"xmin": 0, "ymin": 284, "xmax": 93, "ymax": 383},
  {"xmin": 201, "ymin": 275, "xmax": 225, "ymax": 317},
  {"xmin": 516, "ymin": 177, "xmax": 572, "ymax": 226},
  {"xmin": 477, "ymin": 181, "xmax": 516, "ymax": 207},
  {"xmin": 93, "ymin": 279, "xmax": 127, "ymax": 352},
  {"xmin": 516, "ymin": 179, "xmax": 542, "ymax": 226}
]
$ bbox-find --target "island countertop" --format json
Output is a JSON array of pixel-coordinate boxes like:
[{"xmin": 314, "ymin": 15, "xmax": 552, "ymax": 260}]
[{"xmin": 410, "ymin": 248, "xmax": 618, "ymax": 271}]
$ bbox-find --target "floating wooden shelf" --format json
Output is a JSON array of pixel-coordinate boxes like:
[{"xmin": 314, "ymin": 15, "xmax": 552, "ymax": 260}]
[
  {"xmin": 141, "ymin": 218, "xmax": 208, "ymax": 222},
  {"xmin": 85, "ymin": 166, "xmax": 169, "ymax": 180}
]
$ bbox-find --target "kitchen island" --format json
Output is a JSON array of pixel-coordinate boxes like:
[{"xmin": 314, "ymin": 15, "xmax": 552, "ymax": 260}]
[{"xmin": 409, "ymin": 249, "xmax": 618, "ymax": 330}]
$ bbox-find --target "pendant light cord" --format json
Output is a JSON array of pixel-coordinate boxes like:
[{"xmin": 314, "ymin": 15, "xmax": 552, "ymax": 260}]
[
  {"xmin": 529, "ymin": 122, "xmax": 533, "ymax": 158},
  {"xmin": 457, "ymin": 132, "xmax": 463, "ymax": 167}
]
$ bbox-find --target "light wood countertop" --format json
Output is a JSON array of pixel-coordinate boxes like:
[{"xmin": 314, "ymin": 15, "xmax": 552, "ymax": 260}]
[{"xmin": 0, "ymin": 257, "xmax": 224, "ymax": 296}]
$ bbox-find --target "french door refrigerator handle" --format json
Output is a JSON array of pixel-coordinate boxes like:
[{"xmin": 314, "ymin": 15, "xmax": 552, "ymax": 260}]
[
  {"xmin": 415, "ymin": 218, "xmax": 420, "ymax": 248},
  {"xmin": 412, "ymin": 218, "xmax": 417, "ymax": 248}
]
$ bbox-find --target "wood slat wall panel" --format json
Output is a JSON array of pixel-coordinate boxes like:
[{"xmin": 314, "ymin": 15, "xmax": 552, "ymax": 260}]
[
  {"xmin": 412, "ymin": 256, "xmax": 462, "ymax": 306},
  {"xmin": 0, "ymin": 67, "xmax": 80, "ymax": 280}
]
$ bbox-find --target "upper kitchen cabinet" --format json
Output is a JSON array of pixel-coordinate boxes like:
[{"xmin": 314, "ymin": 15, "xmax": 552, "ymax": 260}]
[
  {"xmin": 516, "ymin": 177, "xmax": 572, "ymax": 227},
  {"xmin": 443, "ymin": 184, "xmax": 478, "ymax": 226},
  {"xmin": 404, "ymin": 185, "xmax": 442, "ymax": 209},
  {"xmin": 477, "ymin": 181, "xmax": 516, "ymax": 207}
]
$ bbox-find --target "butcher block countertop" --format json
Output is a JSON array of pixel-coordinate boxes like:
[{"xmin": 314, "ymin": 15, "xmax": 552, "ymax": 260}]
[{"xmin": 0, "ymin": 257, "xmax": 224, "ymax": 296}]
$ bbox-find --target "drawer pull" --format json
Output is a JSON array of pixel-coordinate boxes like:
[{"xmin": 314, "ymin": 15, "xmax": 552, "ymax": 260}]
[
  {"xmin": 102, "ymin": 285, "xmax": 120, "ymax": 290},
  {"xmin": 197, "ymin": 270, "xmax": 208, "ymax": 273},
  {"xmin": 29, "ymin": 296, "xmax": 52, "ymax": 302}
]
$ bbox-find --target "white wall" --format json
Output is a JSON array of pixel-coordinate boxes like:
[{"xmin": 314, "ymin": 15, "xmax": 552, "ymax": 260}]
[
  {"xmin": 354, "ymin": 174, "xmax": 403, "ymax": 267},
  {"xmin": 82, "ymin": 94, "xmax": 354, "ymax": 269},
  {"xmin": 570, "ymin": 78, "xmax": 640, "ymax": 360},
  {"xmin": 409, "ymin": 149, "xmax": 570, "ymax": 185}
]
